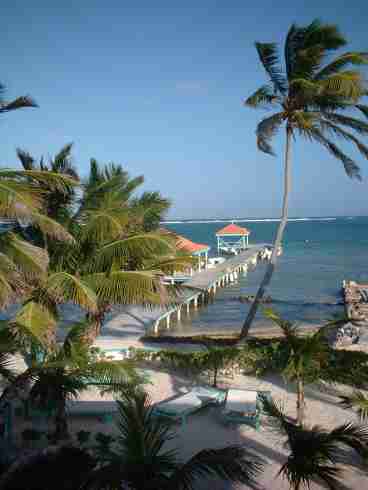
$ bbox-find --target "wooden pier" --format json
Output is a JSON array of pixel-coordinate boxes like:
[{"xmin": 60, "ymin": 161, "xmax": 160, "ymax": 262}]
[{"xmin": 151, "ymin": 244, "xmax": 268, "ymax": 334}]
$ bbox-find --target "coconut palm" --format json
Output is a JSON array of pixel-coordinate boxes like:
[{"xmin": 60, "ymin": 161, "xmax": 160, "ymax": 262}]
[
  {"xmin": 241, "ymin": 20, "xmax": 368, "ymax": 338},
  {"xmin": 3, "ymin": 322, "xmax": 142, "ymax": 441},
  {"xmin": 84, "ymin": 390, "xmax": 262, "ymax": 490},
  {"xmin": 340, "ymin": 390, "xmax": 368, "ymax": 421},
  {"xmin": 264, "ymin": 309, "xmax": 331, "ymax": 425},
  {"xmin": 262, "ymin": 395, "xmax": 368, "ymax": 490}
]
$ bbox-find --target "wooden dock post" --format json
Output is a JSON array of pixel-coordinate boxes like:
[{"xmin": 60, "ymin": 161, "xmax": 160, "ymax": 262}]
[
  {"xmin": 193, "ymin": 296, "xmax": 198, "ymax": 309},
  {"xmin": 166, "ymin": 314, "xmax": 171, "ymax": 329},
  {"xmin": 153, "ymin": 320, "xmax": 159, "ymax": 334},
  {"xmin": 186, "ymin": 302, "xmax": 190, "ymax": 315},
  {"xmin": 177, "ymin": 307, "xmax": 181, "ymax": 321}
]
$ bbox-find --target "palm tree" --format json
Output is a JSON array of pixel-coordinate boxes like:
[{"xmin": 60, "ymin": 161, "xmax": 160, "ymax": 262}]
[
  {"xmin": 2, "ymin": 322, "xmax": 142, "ymax": 441},
  {"xmin": 262, "ymin": 395, "xmax": 368, "ymax": 490},
  {"xmin": 41, "ymin": 159, "xmax": 192, "ymax": 345},
  {"xmin": 240, "ymin": 20, "xmax": 368, "ymax": 338},
  {"xmin": 264, "ymin": 309, "xmax": 331, "ymax": 425},
  {"xmin": 85, "ymin": 390, "xmax": 262, "ymax": 490}
]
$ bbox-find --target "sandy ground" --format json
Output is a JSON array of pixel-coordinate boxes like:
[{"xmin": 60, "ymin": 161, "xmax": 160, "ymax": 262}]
[
  {"xmin": 13, "ymin": 363, "xmax": 367, "ymax": 490},
  {"xmin": 8, "ymin": 304, "xmax": 368, "ymax": 488}
]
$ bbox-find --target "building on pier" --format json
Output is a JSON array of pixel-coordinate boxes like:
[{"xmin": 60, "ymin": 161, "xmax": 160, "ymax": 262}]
[
  {"xmin": 176, "ymin": 235, "xmax": 210, "ymax": 271},
  {"xmin": 215, "ymin": 223, "xmax": 251, "ymax": 255}
]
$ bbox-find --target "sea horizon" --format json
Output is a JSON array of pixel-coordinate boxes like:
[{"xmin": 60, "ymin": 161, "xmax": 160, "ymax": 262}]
[{"xmin": 161, "ymin": 215, "xmax": 364, "ymax": 224}]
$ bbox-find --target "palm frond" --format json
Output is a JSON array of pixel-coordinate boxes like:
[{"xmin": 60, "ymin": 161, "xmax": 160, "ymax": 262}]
[
  {"xmin": 0, "ymin": 352, "xmax": 16, "ymax": 382},
  {"xmin": 147, "ymin": 256, "xmax": 195, "ymax": 274},
  {"xmin": 320, "ymin": 71, "xmax": 365, "ymax": 100},
  {"xmin": 12, "ymin": 300, "xmax": 56, "ymax": 346},
  {"xmin": 256, "ymin": 112, "xmax": 284, "ymax": 155},
  {"xmin": 84, "ymin": 359, "xmax": 144, "ymax": 392},
  {"xmin": 307, "ymin": 127, "xmax": 361, "ymax": 180},
  {"xmin": 0, "ymin": 95, "xmax": 38, "ymax": 113},
  {"xmin": 340, "ymin": 391, "xmax": 368, "ymax": 421},
  {"xmin": 255, "ymin": 42, "xmax": 287, "ymax": 94},
  {"xmin": 1, "ymin": 232, "xmax": 49, "ymax": 277},
  {"xmin": 93, "ymin": 234, "xmax": 174, "ymax": 271},
  {"xmin": 0, "ymin": 178, "xmax": 43, "ymax": 218},
  {"xmin": 328, "ymin": 422, "xmax": 368, "ymax": 459},
  {"xmin": 46, "ymin": 272, "xmax": 98, "ymax": 313},
  {"xmin": 0, "ymin": 253, "xmax": 25, "ymax": 308},
  {"xmin": 16, "ymin": 148, "xmax": 36, "ymax": 170},
  {"xmin": 320, "ymin": 120, "xmax": 368, "ymax": 160},
  {"xmin": 30, "ymin": 213, "xmax": 75, "ymax": 242},
  {"xmin": 245, "ymin": 84, "xmax": 279, "ymax": 108},
  {"xmin": 356, "ymin": 104, "xmax": 368, "ymax": 119},
  {"xmin": 115, "ymin": 391, "xmax": 179, "ymax": 483},
  {"xmin": 0, "ymin": 169, "xmax": 77, "ymax": 193},
  {"xmin": 85, "ymin": 270, "xmax": 168, "ymax": 306},
  {"xmin": 285, "ymin": 20, "xmax": 346, "ymax": 81},
  {"xmin": 322, "ymin": 112, "xmax": 368, "ymax": 135},
  {"xmin": 81, "ymin": 208, "xmax": 129, "ymax": 244},
  {"xmin": 52, "ymin": 143, "xmax": 79, "ymax": 179},
  {"xmin": 315, "ymin": 52, "xmax": 368, "ymax": 80},
  {"xmin": 170, "ymin": 445, "xmax": 262, "ymax": 490}
]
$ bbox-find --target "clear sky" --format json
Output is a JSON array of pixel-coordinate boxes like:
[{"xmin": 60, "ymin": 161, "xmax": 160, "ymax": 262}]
[{"xmin": 2, "ymin": 0, "xmax": 368, "ymax": 218}]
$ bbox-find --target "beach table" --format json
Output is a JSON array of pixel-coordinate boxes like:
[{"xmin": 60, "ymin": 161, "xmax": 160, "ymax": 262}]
[
  {"xmin": 222, "ymin": 389, "xmax": 261, "ymax": 430},
  {"xmin": 152, "ymin": 386, "xmax": 226, "ymax": 426}
]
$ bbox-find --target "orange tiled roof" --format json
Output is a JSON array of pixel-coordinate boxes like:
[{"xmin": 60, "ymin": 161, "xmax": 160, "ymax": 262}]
[
  {"xmin": 216, "ymin": 223, "xmax": 250, "ymax": 236},
  {"xmin": 176, "ymin": 235, "xmax": 210, "ymax": 253}
]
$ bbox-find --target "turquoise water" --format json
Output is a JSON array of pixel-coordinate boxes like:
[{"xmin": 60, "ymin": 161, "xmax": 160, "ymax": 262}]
[{"xmin": 164, "ymin": 217, "xmax": 368, "ymax": 334}]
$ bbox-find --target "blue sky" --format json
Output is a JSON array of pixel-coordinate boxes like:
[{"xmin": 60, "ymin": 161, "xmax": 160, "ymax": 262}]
[{"xmin": 2, "ymin": 0, "xmax": 368, "ymax": 218}]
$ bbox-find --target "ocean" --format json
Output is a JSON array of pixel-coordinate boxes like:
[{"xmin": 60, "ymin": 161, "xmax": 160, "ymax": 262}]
[
  {"xmin": 163, "ymin": 216, "xmax": 368, "ymax": 335},
  {"xmin": 2, "ymin": 217, "xmax": 368, "ymax": 335}
]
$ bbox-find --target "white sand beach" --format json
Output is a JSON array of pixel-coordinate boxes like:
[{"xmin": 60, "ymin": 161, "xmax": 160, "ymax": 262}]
[
  {"xmin": 15, "ymin": 363, "xmax": 367, "ymax": 489},
  {"xmin": 10, "ymin": 304, "xmax": 368, "ymax": 489}
]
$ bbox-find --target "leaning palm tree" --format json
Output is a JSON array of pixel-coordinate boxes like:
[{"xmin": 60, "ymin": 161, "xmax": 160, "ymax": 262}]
[
  {"xmin": 240, "ymin": 20, "xmax": 368, "ymax": 338},
  {"xmin": 85, "ymin": 390, "xmax": 262, "ymax": 490},
  {"xmin": 262, "ymin": 395, "xmax": 368, "ymax": 490}
]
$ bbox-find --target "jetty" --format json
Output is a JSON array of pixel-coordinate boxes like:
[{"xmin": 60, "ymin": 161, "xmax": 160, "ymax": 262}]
[{"xmin": 150, "ymin": 244, "xmax": 268, "ymax": 333}]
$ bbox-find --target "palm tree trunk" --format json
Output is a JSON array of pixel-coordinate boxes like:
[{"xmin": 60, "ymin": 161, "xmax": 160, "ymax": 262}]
[
  {"xmin": 54, "ymin": 400, "xmax": 69, "ymax": 441},
  {"xmin": 239, "ymin": 125, "xmax": 292, "ymax": 339},
  {"xmin": 296, "ymin": 378, "xmax": 305, "ymax": 426}
]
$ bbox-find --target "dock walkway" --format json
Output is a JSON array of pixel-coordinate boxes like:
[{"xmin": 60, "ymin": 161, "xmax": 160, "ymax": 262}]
[
  {"xmin": 184, "ymin": 244, "xmax": 266, "ymax": 291},
  {"xmin": 92, "ymin": 244, "xmax": 267, "ymax": 348}
]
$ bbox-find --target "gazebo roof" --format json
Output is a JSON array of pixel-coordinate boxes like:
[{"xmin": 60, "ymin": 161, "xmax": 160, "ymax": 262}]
[
  {"xmin": 176, "ymin": 235, "xmax": 210, "ymax": 254},
  {"xmin": 216, "ymin": 223, "xmax": 250, "ymax": 236}
]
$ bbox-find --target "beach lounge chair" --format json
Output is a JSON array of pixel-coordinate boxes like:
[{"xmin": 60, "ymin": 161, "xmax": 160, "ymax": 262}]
[
  {"xmin": 152, "ymin": 386, "xmax": 226, "ymax": 426},
  {"xmin": 222, "ymin": 389, "xmax": 261, "ymax": 430},
  {"xmin": 66, "ymin": 400, "xmax": 117, "ymax": 423}
]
